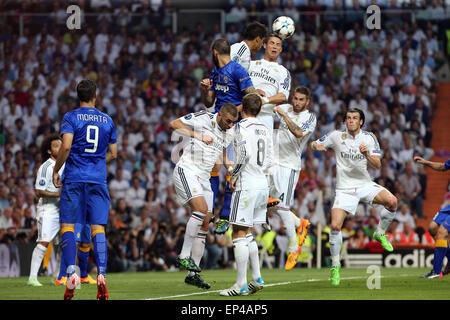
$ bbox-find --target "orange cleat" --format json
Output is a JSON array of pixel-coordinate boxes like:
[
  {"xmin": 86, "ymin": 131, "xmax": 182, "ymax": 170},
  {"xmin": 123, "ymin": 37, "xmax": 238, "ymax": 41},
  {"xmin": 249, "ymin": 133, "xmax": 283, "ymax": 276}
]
[
  {"xmin": 81, "ymin": 275, "xmax": 96, "ymax": 284},
  {"xmin": 267, "ymin": 198, "xmax": 280, "ymax": 208},
  {"xmin": 64, "ymin": 273, "xmax": 80, "ymax": 300},
  {"xmin": 296, "ymin": 219, "xmax": 310, "ymax": 247},
  {"xmin": 54, "ymin": 277, "xmax": 67, "ymax": 286},
  {"xmin": 97, "ymin": 274, "xmax": 109, "ymax": 300},
  {"xmin": 285, "ymin": 247, "xmax": 302, "ymax": 271}
]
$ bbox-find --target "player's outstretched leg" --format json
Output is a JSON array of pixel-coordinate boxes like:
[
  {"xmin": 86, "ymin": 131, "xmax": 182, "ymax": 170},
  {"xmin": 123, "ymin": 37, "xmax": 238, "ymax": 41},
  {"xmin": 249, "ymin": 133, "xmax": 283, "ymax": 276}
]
[{"xmin": 372, "ymin": 191, "xmax": 397, "ymax": 252}]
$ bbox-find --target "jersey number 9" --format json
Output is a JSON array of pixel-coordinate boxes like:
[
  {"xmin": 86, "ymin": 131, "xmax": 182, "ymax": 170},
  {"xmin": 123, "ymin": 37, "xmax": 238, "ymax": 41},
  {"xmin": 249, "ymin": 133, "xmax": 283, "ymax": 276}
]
[{"xmin": 85, "ymin": 125, "xmax": 99, "ymax": 153}]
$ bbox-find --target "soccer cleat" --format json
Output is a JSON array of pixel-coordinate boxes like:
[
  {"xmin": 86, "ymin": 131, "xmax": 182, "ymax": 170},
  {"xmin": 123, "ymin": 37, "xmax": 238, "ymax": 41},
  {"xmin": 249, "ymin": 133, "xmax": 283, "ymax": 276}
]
[
  {"xmin": 27, "ymin": 277, "xmax": 43, "ymax": 287},
  {"xmin": 81, "ymin": 274, "xmax": 96, "ymax": 284},
  {"xmin": 285, "ymin": 247, "xmax": 301, "ymax": 271},
  {"xmin": 176, "ymin": 256, "xmax": 201, "ymax": 272},
  {"xmin": 185, "ymin": 273, "xmax": 211, "ymax": 289},
  {"xmin": 373, "ymin": 232, "xmax": 394, "ymax": 252},
  {"xmin": 97, "ymin": 274, "xmax": 109, "ymax": 300},
  {"xmin": 330, "ymin": 265, "xmax": 341, "ymax": 286},
  {"xmin": 441, "ymin": 263, "xmax": 450, "ymax": 277},
  {"xmin": 214, "ymin": 219, "xmax": 230, "ymax": 234},
  {"xmin": 296, "ymin": 219, "xmax": 310, "ymax": 247},
  {"xmin": 267, "ymin": 198, "xmax": 280, "ymax": 208},
  {"xmin": 54, "ymin": 277, "xmax": 67, "ymax": 286},
  {"xmin": 64, "ymin": 273, "xmax": 80, "ymax": 300},
  {"xmin": 248, "ymin": 277, "xmax": 264, "ymax": 294},
  {"xmin": 220, "ymin": 284, "xmax": 249, "ymax": 296},
  {"xmin": 420, "ymin": 270, "xmax": 442, "ymax": 279}
]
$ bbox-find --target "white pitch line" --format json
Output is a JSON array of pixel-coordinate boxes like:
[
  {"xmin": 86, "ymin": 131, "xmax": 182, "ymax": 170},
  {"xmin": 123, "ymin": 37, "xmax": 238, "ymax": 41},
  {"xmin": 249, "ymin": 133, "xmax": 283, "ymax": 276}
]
[{"xmin": 144, "ymin": 274, "xmax": 397, "ymax": 300}]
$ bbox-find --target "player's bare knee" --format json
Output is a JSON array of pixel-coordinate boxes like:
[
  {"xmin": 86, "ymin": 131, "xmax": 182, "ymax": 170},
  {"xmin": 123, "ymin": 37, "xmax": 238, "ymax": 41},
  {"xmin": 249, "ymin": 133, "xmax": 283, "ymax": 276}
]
[
  {"xmin": 436, "ymin": 226, "xmax": 448, "ymax": 240},
  {"xmin": 386, "ymin": 195, "xmax": 398, "ymax": 211},
  {"xmin": 330, "ymin": 223, "xmax": 341, "ymax": 232},
  {"xmin": 428, "ymin": 222, "xmax": 438, "ymax": 237}
]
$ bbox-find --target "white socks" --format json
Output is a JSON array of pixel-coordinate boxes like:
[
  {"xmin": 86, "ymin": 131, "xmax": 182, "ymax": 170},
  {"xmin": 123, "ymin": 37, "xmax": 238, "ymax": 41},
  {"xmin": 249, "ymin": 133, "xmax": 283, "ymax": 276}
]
[
  {"xmin": 188, "ymin": 230, "xmax": 207, "ymax": 277},
  {"xmin": 246, "ymin": 234, "xmax": 261, "ymax": 281},
  {"xmin": 29, "ymin": 244, "xmax": 47, "ymax": 279},
  {"xmin": 180, "ymin": 211, "xmax": 205, "ymax": 259},
  {"xmin": 376, "ymin": 208, "xmax": 396, "ymax": 236},
  {"xmin": 276, "ymin": 209, "xmax": 298, "ymax": 253},
  {"xmin": 233, "ymin": 237, "xmax": 249, "ymax": 288},
  {"xmin": 329, "ymin": 230, "xmax": 342, "ymax": 267}
]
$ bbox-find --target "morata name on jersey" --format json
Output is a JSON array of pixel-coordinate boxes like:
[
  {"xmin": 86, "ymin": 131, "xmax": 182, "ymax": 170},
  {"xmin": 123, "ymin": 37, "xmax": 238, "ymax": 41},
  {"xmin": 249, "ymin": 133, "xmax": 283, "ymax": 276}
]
[{"xmin": 77, "ymin": 113, "xmax": 108, "ymax": 123}]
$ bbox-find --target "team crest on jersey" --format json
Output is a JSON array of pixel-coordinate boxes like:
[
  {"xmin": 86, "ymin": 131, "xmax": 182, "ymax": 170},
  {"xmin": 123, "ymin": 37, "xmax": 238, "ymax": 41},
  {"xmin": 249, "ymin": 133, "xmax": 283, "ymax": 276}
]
[
  {"xmin": 192, "ymin": 187, "xmax": 198, "ymax": 193},
  {"xmin": 341, "ymin": 133, "xmax": 347, "ymax": 140},
  {"xmin": 288, "ymin": 107, "xmax": 293, "ymax": 112},
  {"xmin": 256, "ymin": 61, "xmax": 261, "ymax": 65},
  {"xmin": 232, "ymin": 55, "xmax": 240, "ymax": 63},
  {"xmin": 39, "ymin": 179, "xmax": 46, "ymax": 186},
  {"xmin": 211, "ymin": 122, "xmax": 216, "ymax": 128},
  {"xmin": 223, "ymin": 75, "xmax": 228, "ymax": 83}
]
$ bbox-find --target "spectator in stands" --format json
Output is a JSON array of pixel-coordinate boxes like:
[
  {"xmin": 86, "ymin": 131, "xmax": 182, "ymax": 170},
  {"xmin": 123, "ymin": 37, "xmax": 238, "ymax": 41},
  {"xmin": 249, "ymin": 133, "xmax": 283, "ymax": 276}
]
[
  {"xmin": 398, "ymin": 161, "xmax": 424, "ymax": 218},
  {"xmin": 396, "ymin": 202, "xmax": 416, "ymax": 232},
  {"xmin": 348, "ymin": 227, "xmax": 369, "ymax": 249},
  {"xmin": 0, "ymin": 207, "xmax": 14, "ymax": 230}
]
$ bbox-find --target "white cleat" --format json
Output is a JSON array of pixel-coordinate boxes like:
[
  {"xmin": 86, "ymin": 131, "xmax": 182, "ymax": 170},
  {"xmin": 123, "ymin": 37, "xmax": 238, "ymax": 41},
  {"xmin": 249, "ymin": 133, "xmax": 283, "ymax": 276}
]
[{"xmin": 219, "ymin": 284, "xmax": 249, "ymax": 296}]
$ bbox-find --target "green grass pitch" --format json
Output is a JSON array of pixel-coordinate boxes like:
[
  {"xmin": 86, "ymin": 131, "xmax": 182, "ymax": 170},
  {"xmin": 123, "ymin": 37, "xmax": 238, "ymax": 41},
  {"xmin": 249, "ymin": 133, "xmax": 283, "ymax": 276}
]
[{"xmin": 0, "ymin": 267, "xmax": 448, "ymax": 300}]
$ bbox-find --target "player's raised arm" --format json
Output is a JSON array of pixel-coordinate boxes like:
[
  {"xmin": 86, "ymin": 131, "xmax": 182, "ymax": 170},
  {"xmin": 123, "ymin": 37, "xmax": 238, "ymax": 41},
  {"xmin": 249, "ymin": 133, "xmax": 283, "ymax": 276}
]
[
  {"xmin": 414, "ymin": 156, "xmax": 449, "ymax": 171},
  {"xmin": 170, "ymin": 116, "xmax": 213, "ymax": 145},
  {"xmin": 200, "ymin": 78, "xmax": 216, "ymax": 108},
  {"xmin": 53, "ymin": 133, "xmax": 73, "ymax": 188},
  {"xmin": 274, "ymin": 105, "xmax": 303, "ymax": 138},
  {"xmin": 360, "ymin": 142, "xmax": 381, "ymax": 169}
]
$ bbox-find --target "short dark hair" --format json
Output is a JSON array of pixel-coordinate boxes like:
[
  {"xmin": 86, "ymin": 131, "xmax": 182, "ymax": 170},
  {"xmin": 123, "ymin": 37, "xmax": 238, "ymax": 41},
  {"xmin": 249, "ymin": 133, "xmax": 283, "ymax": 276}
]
[
  {"xmin": 345, "ymin": 108, "xmax": 366, "ymax": 126},
  {"xmin": 242, "ymin": 93, "xmax": 262, "ymax": 116},
  {"xmin": 76, "ymin": 79, "xmax": 97, "ymax": 103},
  {"xmin": 211, "ymin": 38, "xmax": 230, "ymax": 55},
  {"xmin": 264, "ymin": 33, "xmax": 283, "ymax": 43},
  {"xmin": 294, "ymin": 86, "xmax": 311, "ymax": 99},
  {"xmin": 41, "ymin": 133, "xmax": 61, "ymax": 161},
  {"xmin": 242, "ymin": 22, "xmax": 268, "ymax": 41},
  {"xmin": 220, "ymin": 103, "xmax": 239, "ymax": 118}
]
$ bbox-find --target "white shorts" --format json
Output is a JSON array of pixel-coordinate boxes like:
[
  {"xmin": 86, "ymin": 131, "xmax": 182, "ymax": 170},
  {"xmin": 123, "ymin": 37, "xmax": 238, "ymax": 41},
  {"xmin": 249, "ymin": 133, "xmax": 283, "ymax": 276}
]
[
  {"xmin": 229, "ymin": 188, "xmax": 269, "ymax": 227},
  {"xmin": 37, "ymin": 215, "xmax": 60, "ymax": 243},
  {"xmin": 333, "ymin": 183, "xmax": 387, "ymax": 215},
  {"xmin": 269, "ymin": 165, "xmax": 299, "ymax": 210},
  {"xmin": 173, "ymin": 165, "xmax": 213, "ymax": 213}
]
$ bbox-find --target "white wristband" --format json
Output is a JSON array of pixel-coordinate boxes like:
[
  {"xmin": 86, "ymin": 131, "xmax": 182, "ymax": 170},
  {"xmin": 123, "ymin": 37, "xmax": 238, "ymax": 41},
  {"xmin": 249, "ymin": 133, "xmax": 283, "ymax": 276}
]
[{"xmin": 262, "ymin": 96, "xmax": 269, "ymax": 104}]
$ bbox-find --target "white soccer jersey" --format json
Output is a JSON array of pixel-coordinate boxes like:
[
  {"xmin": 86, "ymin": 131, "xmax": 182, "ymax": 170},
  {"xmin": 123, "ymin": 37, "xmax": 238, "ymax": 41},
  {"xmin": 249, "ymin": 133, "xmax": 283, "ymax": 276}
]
[
  {"xmin": 231, "ymin": 117, "xmax": 272, "ymax": 191},
  {"xmin": 35, "ymin": 158, "xmax": 64, "ymax": 217},
  {"xmin": 230, "ymin": 41, "xmax": 251, "ymax": 71},
  {"xmin": 315, "ymin": 130, "xmax": 381, "ymax": 189},
  {"xmin": 248, "ymin": 59, "xmax": 291, "ymax": 131},
  {"xmin": 275, "ymin": 106, "xmax": 317, "ymax": 171},
  {"xmin": 176, "ymin": 111, "xmax": 235, "ymax": 181}
]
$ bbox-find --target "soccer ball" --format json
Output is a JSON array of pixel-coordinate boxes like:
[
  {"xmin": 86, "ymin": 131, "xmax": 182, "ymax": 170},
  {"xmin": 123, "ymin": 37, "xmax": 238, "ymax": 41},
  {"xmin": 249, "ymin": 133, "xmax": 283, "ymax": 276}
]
[{"xmin": 272, "ymin": 16, "xmax": 295, "ymax": 40}]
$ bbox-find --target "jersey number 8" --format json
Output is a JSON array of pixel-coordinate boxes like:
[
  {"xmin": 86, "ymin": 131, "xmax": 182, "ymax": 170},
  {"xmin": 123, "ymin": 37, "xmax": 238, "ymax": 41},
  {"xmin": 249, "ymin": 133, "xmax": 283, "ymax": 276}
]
[
  {"xmin": 257, "ymin": 138, "xmax": 265, "ymax": 166},
  {"xmin": 85, "ymin": 125, "xmax": 99, "ymax": 153}
]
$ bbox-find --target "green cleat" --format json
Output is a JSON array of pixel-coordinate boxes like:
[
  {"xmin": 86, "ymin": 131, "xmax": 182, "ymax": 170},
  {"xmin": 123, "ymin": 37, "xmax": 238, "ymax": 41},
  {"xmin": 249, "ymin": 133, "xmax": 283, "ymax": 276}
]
[
  {"xmin": 373, "ymin": 232, "xmax": 394, "ymax": 252},
  {"xmin": 330, "ymin": 265, "xmax": 341, "ymax": 286},
  {"xmin": 185, "ymin": 274, "xmax": 211, "ymax": 289},
  {"xmin": 27, "ymin": 277, "xmax": 43, "ymax": 287},
  {"xmin": 214, "ymin": 219, "xmax": 229, "ymax": 234},
  {"xmin": 176, "ymin": 256, "xmax": 201, "ymax": 272}
]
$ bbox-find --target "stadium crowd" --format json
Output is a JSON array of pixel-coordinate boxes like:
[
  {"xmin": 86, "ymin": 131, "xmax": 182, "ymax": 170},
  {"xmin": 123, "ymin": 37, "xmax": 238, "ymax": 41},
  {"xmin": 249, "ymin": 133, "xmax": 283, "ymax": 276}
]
[{"xmin": 0, "ymin": 0, "xmax": 447, "ymax": 271}]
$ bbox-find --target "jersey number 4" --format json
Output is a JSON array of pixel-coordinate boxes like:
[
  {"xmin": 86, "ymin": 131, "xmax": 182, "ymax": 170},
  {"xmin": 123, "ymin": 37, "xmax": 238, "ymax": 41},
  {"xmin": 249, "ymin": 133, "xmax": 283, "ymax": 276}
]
[{"xmin": 85, "ymin": 125, "xmax": 99, "ymax": 153}]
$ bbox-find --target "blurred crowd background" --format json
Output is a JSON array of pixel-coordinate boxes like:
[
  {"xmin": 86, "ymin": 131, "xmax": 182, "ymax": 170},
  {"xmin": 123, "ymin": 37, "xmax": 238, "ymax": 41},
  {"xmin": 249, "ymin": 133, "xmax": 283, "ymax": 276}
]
[{"xmin": 0, "ymin": 0, "xmax": 449, "ymax": 272}]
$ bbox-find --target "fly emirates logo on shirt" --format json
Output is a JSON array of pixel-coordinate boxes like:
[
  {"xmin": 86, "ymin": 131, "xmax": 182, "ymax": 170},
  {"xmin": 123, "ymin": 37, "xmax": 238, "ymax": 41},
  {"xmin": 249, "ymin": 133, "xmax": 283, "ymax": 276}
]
[
  {"xmin": 249, "ymin": 67, "xmax": 276, "ymax": 85},
  {"xmin": 340, "ymin": 148, "xmax": 365, "ymax": 161}
]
